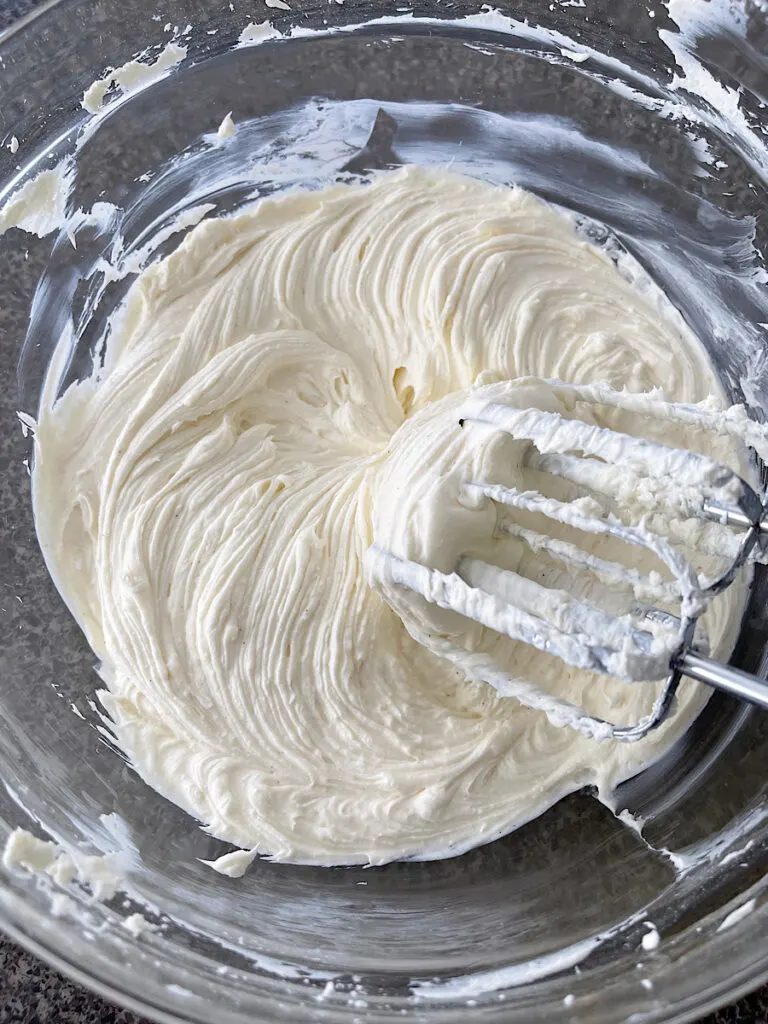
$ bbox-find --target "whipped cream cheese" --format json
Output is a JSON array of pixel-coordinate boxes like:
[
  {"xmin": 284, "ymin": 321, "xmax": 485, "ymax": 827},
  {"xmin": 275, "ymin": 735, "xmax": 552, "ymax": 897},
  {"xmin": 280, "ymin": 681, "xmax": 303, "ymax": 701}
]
[
  {"xmin": 81, "ymin": 41, "xmax": 187, "ymax": 113},
  {"xmin": 31, "ymin": 167, "xmax": 751, "ymax": 865},
  {"xmin": 3, "ymin": 828, "xmax": 122, "ymax": 900}
]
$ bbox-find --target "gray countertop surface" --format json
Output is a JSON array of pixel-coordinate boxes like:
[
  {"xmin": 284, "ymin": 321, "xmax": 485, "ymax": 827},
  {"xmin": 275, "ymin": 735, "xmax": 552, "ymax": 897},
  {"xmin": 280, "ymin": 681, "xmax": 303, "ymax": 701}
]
[{"xmin": 0, "ymin": 1, "xmax": 766, "ymax": 1022}]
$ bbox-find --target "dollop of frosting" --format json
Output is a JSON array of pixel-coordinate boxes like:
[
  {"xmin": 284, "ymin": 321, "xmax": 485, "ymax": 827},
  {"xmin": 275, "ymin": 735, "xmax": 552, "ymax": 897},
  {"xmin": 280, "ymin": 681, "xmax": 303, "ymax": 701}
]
[{"xmin": 32, "ymin": 167, "xmax": 748, "ymax": 864}]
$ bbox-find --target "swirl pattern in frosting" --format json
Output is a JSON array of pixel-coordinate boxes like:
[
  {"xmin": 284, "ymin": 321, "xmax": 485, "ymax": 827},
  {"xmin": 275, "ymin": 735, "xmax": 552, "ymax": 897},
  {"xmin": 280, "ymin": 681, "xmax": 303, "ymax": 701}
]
[{"xmin": 32, "ymin": 167, "xmax": 747, "ymax": 865}]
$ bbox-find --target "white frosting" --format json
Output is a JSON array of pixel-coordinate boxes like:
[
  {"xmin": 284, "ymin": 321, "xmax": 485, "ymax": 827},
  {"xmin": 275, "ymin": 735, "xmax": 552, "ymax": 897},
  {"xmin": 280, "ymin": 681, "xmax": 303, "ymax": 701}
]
[
  {"xmin": 201, "ymin": 848, "xmax": 258, "ymax": 878},
  {"xmin": 123, "ymin": 911, "xmax": 156, "ymax": 936},
  {"xmin": 3, "ymin": 829, "xmax": 62, "ymax": 874},
  {"xmin": 717, "ymin": 897, "xmax": 756, "ymax": 932},
  {"xmin": 81, "ymin": 42, "xmax": 187, "ymax": 113},
  {"xmin": 413, "ymin": 932, "xmax": 603, "ymax": 998},
  {"xmin": 237, "ymin": 21, "xmax": 282, "ymax": 45},
  {"xmin": 0, "ymin": 161, "xmax": 74, "ymax": 238},
  {"xmin": 3, "ymin": 827, "xmax": 122, "ymax": 900},
  {"xmin": 641, "ymin": 923, "xmax": 661, "ymax": 951},
  {"xmin": 31, "ymin": 167, "xmax": 752, "ymax": 865},
  {"xmin": 216, "ymin": 112, "xmax": 236, "ymax": 141}
]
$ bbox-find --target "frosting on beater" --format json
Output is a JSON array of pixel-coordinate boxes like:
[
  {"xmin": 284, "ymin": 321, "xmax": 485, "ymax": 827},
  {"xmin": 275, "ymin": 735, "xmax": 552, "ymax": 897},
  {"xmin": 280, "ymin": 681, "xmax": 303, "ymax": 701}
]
[{"xmin": 31, "ymin": 167, "xmax": 751, "ymax": 865}]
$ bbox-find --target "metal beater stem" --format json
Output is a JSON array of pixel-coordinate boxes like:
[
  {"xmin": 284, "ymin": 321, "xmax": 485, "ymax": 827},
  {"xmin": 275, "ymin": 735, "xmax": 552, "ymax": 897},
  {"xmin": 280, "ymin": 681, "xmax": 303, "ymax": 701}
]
[{"xmin": 677, "ymin": 650, "xmax": 768, "ymax": 710}]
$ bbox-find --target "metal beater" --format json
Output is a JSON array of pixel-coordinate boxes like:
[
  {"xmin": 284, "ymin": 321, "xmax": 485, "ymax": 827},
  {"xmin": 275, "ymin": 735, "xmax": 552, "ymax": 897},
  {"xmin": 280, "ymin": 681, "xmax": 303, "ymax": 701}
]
[{"xmin": 366, "ymin": 381, "xmax": 768, "ymax": 742}]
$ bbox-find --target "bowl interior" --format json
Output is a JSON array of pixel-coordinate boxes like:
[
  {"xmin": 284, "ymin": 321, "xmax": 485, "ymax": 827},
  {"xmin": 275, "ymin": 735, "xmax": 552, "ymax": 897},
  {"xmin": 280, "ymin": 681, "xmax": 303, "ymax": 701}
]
[{"xmin": 2, "ymin": 1, "xmax": 768, "ymax": 1022}]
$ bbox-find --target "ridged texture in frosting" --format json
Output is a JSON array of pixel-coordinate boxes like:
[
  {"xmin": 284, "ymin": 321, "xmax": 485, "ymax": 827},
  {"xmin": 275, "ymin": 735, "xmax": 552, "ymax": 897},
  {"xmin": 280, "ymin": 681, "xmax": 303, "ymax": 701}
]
[{"xmin": 32, "ymin": 167, "xmax": 748, "ymax": 864}]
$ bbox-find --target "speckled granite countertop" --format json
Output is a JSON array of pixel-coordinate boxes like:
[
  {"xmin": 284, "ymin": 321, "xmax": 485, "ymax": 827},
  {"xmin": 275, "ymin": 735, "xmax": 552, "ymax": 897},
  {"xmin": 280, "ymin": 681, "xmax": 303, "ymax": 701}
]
[{"xmin": 0, "ymin": 1, "xmax": 766, "ymax": 1022}]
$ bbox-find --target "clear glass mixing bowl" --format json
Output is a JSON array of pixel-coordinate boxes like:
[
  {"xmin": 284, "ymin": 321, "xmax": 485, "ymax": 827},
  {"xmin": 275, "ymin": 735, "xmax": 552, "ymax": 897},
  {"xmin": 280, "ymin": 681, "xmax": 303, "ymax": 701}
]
[{"xmin": 2, "ymin": 0, "xmax": 768, "ymax": 1021}]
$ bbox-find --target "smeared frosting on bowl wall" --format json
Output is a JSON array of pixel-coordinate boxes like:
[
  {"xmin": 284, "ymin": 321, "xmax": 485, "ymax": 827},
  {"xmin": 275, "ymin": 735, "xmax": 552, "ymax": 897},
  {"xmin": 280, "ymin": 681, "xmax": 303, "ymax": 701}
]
[
  {"xmin": 28, "ymin": 167, "xmax": 755, "ymax": 864},
  {"xmin": 81, "ymin": 41, "xmax": 187, "ymax": 113}
]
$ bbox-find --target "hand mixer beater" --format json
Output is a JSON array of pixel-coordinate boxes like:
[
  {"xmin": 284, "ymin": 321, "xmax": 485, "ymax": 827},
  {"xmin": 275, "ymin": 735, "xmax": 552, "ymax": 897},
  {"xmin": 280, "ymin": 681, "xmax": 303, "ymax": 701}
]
[{"xmin": 365, "ymin": 380, "xmax": 768, "ymax": 742}]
